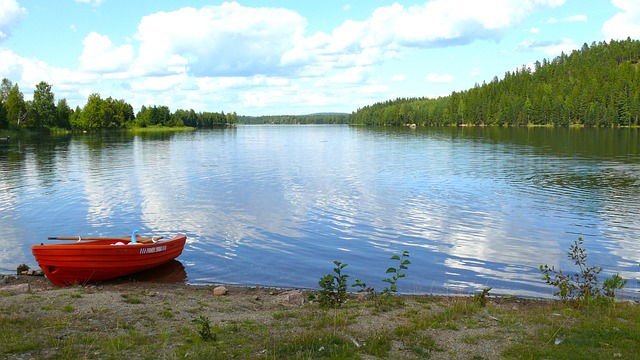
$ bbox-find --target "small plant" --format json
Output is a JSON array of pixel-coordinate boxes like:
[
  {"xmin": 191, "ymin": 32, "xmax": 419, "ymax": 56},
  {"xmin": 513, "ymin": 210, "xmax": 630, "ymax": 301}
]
[
  {"xmin": 192, "ymin": 315, "xmax": 216, "ymax": 342},
  {"xmin": 316, "ymin": 261, "xmax": 350, "ymax": 308},
  {"xmin": 160, "ymin": 308, "xmax": 174, "ymax": 319},
  {"xmin": 121, "ymin": 293, "xmax": 144, "ymax": 304},
  {"xmin": 352, "ymin": 278, "xmax": 375, "ymax": 299},
  {"xmin": 602, "ymin": 273, "xmax": 627, "ymax": 298},
  {"xmin": 352, "ymin": 278, "xmax": 367, "ymax": 293},
  {"xmin": 540, "ymin": 238, "xmax": 627, "ymax": 302},
  {"xmin": 382, "ymin": 251, "xmax": 411, "ymax": 296},
  {"xmin": 473, "ymin": 287, "xmax": 492, "ymax": 307}
]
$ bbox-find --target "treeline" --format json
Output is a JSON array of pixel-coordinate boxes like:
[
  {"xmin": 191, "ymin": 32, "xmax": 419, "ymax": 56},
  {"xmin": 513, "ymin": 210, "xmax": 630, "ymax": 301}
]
[
  {"xmin": 238, "ymin": 113, "xmax": 350, "ymax": 125},
  {"xmin": 352, "ymin": 38, "xmax": 640, "ymax": 127},
  {"xmin": 0, "ymin": 79, "xmax": 236, "ymax": 132}
]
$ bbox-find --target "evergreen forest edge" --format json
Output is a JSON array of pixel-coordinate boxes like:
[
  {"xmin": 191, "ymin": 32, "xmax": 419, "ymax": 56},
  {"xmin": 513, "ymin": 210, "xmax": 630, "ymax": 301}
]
[{"xmin": 1, "ymin": 38, "xmax": 639, "ymax": 135}]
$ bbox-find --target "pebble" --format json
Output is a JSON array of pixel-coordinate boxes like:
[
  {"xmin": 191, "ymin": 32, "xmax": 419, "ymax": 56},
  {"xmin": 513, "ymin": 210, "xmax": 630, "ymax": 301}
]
[
  {"xmin": 274, "ymin": 290, "xmax": 305, "ymax": 305},
  {"xmin": 213, "ymin": 286, "xmax": 228, "ymax": 296}
]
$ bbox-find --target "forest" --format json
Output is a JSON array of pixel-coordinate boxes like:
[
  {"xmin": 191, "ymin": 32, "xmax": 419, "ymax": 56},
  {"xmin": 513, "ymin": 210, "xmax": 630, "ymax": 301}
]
[
  {"xmin": 351, "ymin": 38, "xmax": 640, "ymax": 127},
  {"xmin": 238, "ymin": 113, "xmax": 350, "ymax": 125},
  {"xmin": 0, "ymin": 81, "xmax": 237, "ymax": 132}
]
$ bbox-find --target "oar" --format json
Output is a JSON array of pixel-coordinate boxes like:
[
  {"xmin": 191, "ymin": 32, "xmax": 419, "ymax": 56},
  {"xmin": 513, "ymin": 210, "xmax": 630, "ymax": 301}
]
[{"xmin": 47, "ymin": 236, "xmax": 163, "ymax": 244}]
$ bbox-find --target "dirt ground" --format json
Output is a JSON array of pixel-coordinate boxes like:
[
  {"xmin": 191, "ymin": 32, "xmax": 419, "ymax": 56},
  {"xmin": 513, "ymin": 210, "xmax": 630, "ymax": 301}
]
[{"xmin": 1, "ymin": 272, "xmax": 558, "ymax": 359}]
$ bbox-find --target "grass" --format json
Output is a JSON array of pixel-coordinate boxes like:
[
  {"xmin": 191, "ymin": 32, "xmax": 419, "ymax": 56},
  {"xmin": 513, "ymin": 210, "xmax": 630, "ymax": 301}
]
[
  {"xmin": 503, "ymin": 302, "xmax": 640, "ymax": 359},
  {"xmin": 1, "ymin": 285, "xmax": 639, "ymax": 359}
]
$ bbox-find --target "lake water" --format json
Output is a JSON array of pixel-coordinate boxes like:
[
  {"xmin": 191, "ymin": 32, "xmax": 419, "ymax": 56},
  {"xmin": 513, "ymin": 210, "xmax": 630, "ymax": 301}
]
[{"xmin": 1, "ymin": 125, "xmax": 639, "ymax": 299}]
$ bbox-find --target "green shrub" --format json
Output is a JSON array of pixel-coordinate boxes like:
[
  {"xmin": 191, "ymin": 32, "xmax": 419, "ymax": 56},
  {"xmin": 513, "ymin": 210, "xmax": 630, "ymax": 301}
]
[
  {"xmin": 473, "ymin": 287, "xmax": 492, "ymax": 307},
  {"xmin": 540, "ymin": 238, "xmax": 626, "ymax": 303},
  {"xmin": 382, "ymin": 251, "xmax": 411, "ymax": 296},
  {"xmin": 316, "ymin": 261, "xmax": 349, "ymax": 308}
]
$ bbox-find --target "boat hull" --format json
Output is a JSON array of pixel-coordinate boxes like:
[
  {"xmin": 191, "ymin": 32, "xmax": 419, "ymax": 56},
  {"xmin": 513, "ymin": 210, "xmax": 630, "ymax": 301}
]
[{"xmin": 31, "ymin": 234, "xmax": 187, "ymax": 287}]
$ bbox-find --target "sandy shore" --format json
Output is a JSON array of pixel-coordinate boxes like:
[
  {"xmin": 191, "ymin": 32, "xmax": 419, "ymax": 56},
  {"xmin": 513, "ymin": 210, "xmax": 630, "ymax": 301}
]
[
  {"xmin": 2, "ymin": 273, "xmax": 637, "ymax": 359},
  {"xmin": 0, "ymin": 273, "xmax": 541, "ymax": 359}
]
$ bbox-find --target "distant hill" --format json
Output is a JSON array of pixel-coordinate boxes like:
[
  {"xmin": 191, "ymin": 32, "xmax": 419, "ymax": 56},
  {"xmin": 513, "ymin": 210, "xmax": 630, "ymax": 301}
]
[
  {"xmin": 238, "ymin": 113, "xmax": 350, "ymax": 125},
  {"xmin": 351, "ymin": 38, "xmax": 640, "ymax": 127}
]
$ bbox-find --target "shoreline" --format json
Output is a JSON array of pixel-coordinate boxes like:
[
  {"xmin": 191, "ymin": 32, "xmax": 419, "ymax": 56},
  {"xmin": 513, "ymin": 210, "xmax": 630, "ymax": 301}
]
[{"xmin": 2, "ymin": 274, "xmax": 639, "ymax": 359}]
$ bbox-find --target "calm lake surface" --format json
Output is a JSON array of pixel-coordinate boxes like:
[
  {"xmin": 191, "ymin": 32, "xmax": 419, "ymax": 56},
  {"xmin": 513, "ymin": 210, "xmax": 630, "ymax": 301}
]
[{"xmin": 1, "ymin": 125, "xmax": 639, "ymax": 298}]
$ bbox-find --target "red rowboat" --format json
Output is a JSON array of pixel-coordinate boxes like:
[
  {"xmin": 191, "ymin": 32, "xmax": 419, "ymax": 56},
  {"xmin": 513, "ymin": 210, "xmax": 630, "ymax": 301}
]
[{"xmin": 31, "ymin": 233, "xmax": 187, "ymax": 287}]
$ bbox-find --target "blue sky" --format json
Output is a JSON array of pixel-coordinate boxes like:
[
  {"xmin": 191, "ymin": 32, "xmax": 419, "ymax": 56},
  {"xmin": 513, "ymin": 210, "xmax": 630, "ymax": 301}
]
[{"xmin": 0, "ymin": 0, "xmax": 638, "ymax": 116}]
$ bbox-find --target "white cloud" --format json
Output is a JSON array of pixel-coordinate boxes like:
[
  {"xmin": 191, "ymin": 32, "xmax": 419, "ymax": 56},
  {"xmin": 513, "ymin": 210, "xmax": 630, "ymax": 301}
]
[
  {"xmin": 515, "ymin": 37, "xmax": 577, "ymax": 55},
  {"xmin": 79, "ymin": 32, "xmax": 135, "ymax": 73},
  {"xmin": 602, "ymin": 0, "xmax": 640, "ymax": 40},
  {"xmin": 134, "ymin": 2, "xmax": 306, "ymax": 77},
  {"xmin": 426, "ymin": 73, "xmax": 454, "ymax": 83},
  {"xmin": 0, "ymin": 48, "xmax": 97, "ymax": 105},
  {"xmin": 0, "ymin": 0, "xmax": 27, "ymax": 42},
  {"xmin": 286, "ymin": 0, "xmax": 566, "ymax": 77},
  {"xmin": 391, "ymin": 74, "xmax": 407, "ymax": 81},
  {"xmin": 130, "ymin": 75, "xmax": 188, "ymax": 92},
  {"xmin": 548, "ymin": 14, "xmax": 587, "ymax": 23},
  {"xmin": 74, "ymin": 0, "xmax": 105, "ymax": 7},
  {"xmin": 328, "ymin": 66, "xmax": 367, "ymax": 84},
  {"xmin": 0, "ymin": 49, "xmax": 23, "ymax": 80}
]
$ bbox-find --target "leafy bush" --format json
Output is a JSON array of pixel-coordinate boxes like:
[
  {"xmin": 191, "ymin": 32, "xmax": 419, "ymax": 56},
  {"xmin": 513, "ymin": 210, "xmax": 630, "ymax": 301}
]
[
  {"xmin": 313, "ymin": 251, "xmax": 412, "ymax": 308},
  {"xmin": 539, "ymin": 238, "xmax": 627, "ymax": 303},
  {"xmin": 192, "ymin": 315, "xmax": 216, "ymax": 342},
  {"xmin": 473, "ymin": 287, "xmax": 492, "ymax": 307},
  {"xmin": 382, "ymin": 251, "xmax": 411, "ymax": 295},
  {"xmin": 316, "ymin": 260, "xmax": 350, "ymax": 308},
  {"xmin": 351, "ymin": 278, "xmax": 375, "ymax": 299}
]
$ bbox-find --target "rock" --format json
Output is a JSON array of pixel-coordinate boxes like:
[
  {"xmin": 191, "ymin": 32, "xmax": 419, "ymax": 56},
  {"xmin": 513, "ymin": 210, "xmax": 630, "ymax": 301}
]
[
  {"xmin": 0, "ymin": 283, "xmax": 30, "ymax": 294},
  {"xmin": 274, "ymin": 290, "xmax": 305, "ymax": 305},
  {"xmin": 213, "ymin": 286, "xmax": 228, "ymax": 296},
  {"xmin": 16, "ymin": 264, "xmax": 29, "ymax": 275}
]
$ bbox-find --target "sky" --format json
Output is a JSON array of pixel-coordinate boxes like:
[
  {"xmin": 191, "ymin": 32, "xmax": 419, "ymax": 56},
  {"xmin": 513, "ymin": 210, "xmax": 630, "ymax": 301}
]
[{"xmin": 0, "ymin": 0, "xmax": 639, "ymax": 116}]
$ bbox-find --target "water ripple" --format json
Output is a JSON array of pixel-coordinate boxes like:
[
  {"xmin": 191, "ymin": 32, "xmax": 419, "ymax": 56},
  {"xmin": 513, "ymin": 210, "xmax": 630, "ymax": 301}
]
[{"xmin": 2, "ymin": 127, "xmax": 639, "ymax": 299}]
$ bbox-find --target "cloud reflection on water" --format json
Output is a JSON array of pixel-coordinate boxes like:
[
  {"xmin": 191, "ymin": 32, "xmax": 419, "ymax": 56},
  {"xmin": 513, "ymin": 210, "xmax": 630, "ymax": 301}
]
[{"xmin": 1, "ymin": 127, "xmax": 639, "ymax": 299}]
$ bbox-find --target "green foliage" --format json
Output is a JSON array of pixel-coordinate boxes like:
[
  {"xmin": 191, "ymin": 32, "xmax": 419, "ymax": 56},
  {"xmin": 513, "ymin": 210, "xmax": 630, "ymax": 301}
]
[
  {"xmin": 602, "ymin": 273, "xmax": 628, "ymax": 299},
  {"xmin": 0, "ymin": 77, "xmax": 236, "ymax": 132},
  {"xmin": 473, "ymin": 287, "xmax": 492, "ymax": 307},
  {"xmin": 382, "ymin": 251, "xmax": 411, "ymax": 295},
  {"xmin": 120, "ymin": 293, "xmax": 144, "ymax": 304},
  {"xmin": 539, "ymin": 238, "xmax": 627, "ymax": 302},
  {"xmin": 313, "ymin": 251, "xmax": 412, "ymax": 308},
  {"xmin": 503, "ymin": 302, "xmax": 640, "ymax": 358},
  {"xmin": 351, "ymin": 278, "xmax": 367, "ymax": 293},
  {"xmin": 351, "ymin": 278, "xmax": 375, "ymax": 299},
  {"xmin": 32, "ymin": 81, "xmax": 56, "ymax": 129},
  {"xmin": 4, "ymin": 81, "xmax": 26, "ymax": 129},
  {"xmin": 192, "ymin": 315, "xmax": 216, "ymax": 342},
  {"xmin": 238, "ymin": 113, "xmax": 350, "ymax": 124},
  {"xmin": 351, "ymin": 39, "xmax": 640, "ymax": 127},
  {"xmin": 316, "ymin": 260, "xmax": 350, "ymax": 308},
  {"xmin": 270, "ymin": 333, "xmax": 357, "ymax": 358}
]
